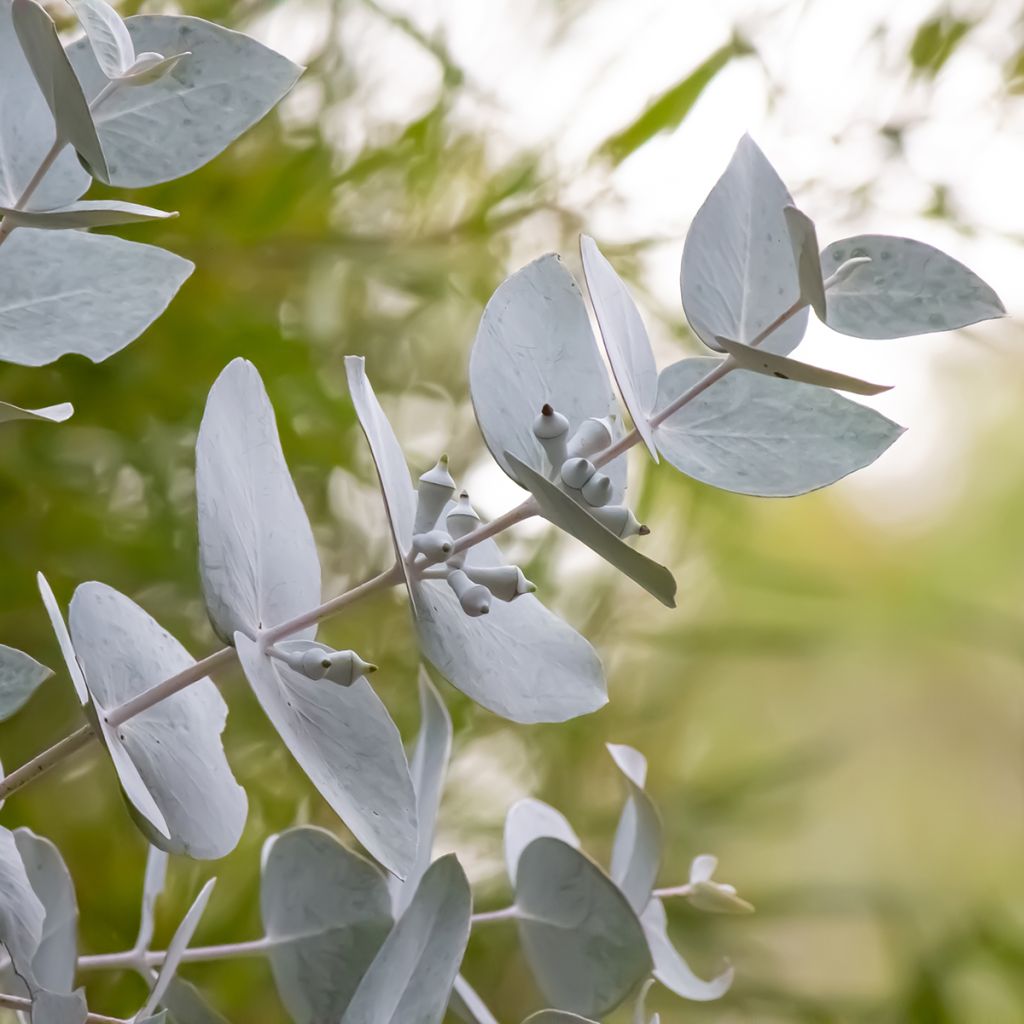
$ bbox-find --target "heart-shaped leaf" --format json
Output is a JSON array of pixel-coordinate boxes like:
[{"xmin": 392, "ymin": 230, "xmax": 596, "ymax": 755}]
[
  {"xmin": 504, "ymin": 799, "xmax": 579, "ymax": 886},
  {"xmin": 196, "ymin": 359, "xmax": 321, "ymax": 644},
  {"xmin": 653, "ymin": 358, "xmax": 905, "ymax": 496},
  {"xmin": 607, "ymin": 745, "xmax": 662, "ymax": 915},
  {"xmin": 514, "ymin": 838, "xmax": 652, "ymax": 1017},
  {"xmin": 0, "ymin": 644, "xmax": 51, "ymax": 721},
  {"xmin": 820, "ymin": 234, "xmax": 1005, "ymax": 339},
  {"xmin": 579, "ymin": 235, "xmax": 659, "ymax": 460},
  {"xmin": 0, "ymin": 401, "xmax": 72, "ymax": 425},
  {"xmin": 469, "ymin": 254, "xmax": 625, "ymax": 499},
  {"xmin": 0, "ymin": 200, "xmax": 175, "ymax": 229},
  {"xmin": 68, "ymin": 15, "xmax": 301, "ymax": 187},
  {"xmin": 68, "ymin": 582, "xmax": 248, "ymax": 859},
  {"xmin": 234, "ymin": 633, "xmax": 416, "ymax": 879},
  {"xmin": 261, "ymin": 826, "xmax": 394, "ymax": 1023},
  {"xmin": 681, "ymin": 134, "xmax": 808, "ymax": 356},
  {"xmin": 0, "ymin": 228, "xmax": 193, "ymax": 367},
  {"xmin": 506, "ymin": 454, "xmax": 676, "ymax": 608},
  {"xmin": 341, "ymin": 854, "xmax": 472, "ymax": 1024}
]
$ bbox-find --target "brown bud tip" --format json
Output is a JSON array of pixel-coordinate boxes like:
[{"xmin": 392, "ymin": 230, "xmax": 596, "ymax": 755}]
[
  {"xmin": 441, "ymin": 541, "xmax": 452, "ymax": 553},
  {"xmin": 541, "ymin": 403, "xmax": 554, "ymax": 416},
  {"xmin": 638, "ymin": 524, "xmax": 651, "ymax": 536},
  {"xmin": 459, "ymin": 489, "xmax": 469, "ymax": 499}
]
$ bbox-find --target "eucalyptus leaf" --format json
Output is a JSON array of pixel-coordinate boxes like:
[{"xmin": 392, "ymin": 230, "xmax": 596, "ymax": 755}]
[
  {"xmin": 68, "ymin": 0, "xmax": 135, "ymax": 78},
  {"xmin": 29, "ymin": 988, "xmax": 88, "ymax": 1024},
  {"xmin": 196, "ymin": 358, "xmax": 321, "ymax": 644},
  {"xmin": 11, "ymin": 0, "xmax": 106, "ymax": 178},
  {"xmin": 469, "ymin": 254, "xmax": 625, "ymax": 499},
  {"xmin": 820, "ymin": 234, "xmax": 1005, "ymax": 338},
  {"xmin": 68, "ymin": 581, "xmax": 248, "ymax": 859},
  {"xmin": 0, "ymin": 228, "xmax": 193, "ymax": 367},
  {"xmin": 0, "ymin": 824, "xmax": 45, "ymax": 989},
  {"xmin": 714, "ymin": 336, "xmax": 891, "ymax": 396},
  {"xmin": 506, "ymin": 454, "xmax": 676, "ymax": 608},
  {"xmin": 0, "ymin": 401, "xmax": 72, "ymax": 425},
  {"xmin": 158, "ymin": 977, "xmax": 229, "ymax": 1024},
  {"xmin": 234, "ymin": 633, "xmax": 416, "ymax": 879},
  {"xmin": 514, "ymin": 837, "xmax": 652, "ymax": 1017},
  {"xmin": 579, "ymin": 234, "xmax": 659, "ymax": 460},
  {"xmin": 0, "ymin": 200, "xmax": 176, "ymax": 229},
  {"xmin": 640, "ymin": 897, "xmax": 733, "ymax": 1001},
  {"xmin": 0, "ymin": 0, "xmax": 90, "ymax": 209},
  {"xmin": 681, "ymin": 134, "xmax": 808, "ymax": 355},
  {"xmin": 261, "ymin": 826, "xmax": 394, "ymax": 1024},
  {"xmin": 136, "ymin": 846, "xmax": 169, "ymax": 956},
  {"xmin": 341, "ymin": 854, "xmax": 472, "ymax": 1024},
  {"xmin": 653, "ymin": 358, "xmax": 905, "ymax": 497},
  {"xmin": 607, "ymin": 745, "xmax": 662, "ymax": 915},
  {"xmin": 36, "ymin": 573, "xmax": 88, "ymax": 706},
  {"xmin": 504, "ymin": 799, "xmax": 580, "ymax": 886},
  {"xmin": 783, "ymin": 206, "xmax": 826, "ymax": 320},
  {"xmin": 0, "ymin": 643, "xmax": 51, "ymax": 721},
  {"xmin": 68, "ymin": 15, "xmax": 302, "ymax": 187}
]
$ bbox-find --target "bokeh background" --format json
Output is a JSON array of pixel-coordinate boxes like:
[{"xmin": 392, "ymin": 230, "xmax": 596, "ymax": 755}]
[{"xmin": 3, "ymin": 0, "xmax": 1024, "ymax": 1020}]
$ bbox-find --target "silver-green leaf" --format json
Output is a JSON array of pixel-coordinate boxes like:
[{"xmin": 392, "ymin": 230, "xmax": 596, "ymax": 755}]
[
  {"xmin": 0, "ymin": 644, "xmax": 51, "ymax": 721},
  {"xmin": 0, "ymin": 200, "xmax": 176, "ymax": 229},
  {"xmin": 607, "ymin": 745, "xmax": 662, "ymax": 915},
  {"xmin": 0, "ymin": 400, "xmax": 72, "ymax": 425}
]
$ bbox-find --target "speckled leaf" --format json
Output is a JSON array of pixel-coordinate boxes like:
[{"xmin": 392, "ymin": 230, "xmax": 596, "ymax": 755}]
[
  {"xmin": 580, "ymin": 235, "xmax": 659, "ymax": 460},
  {"xmin": 514, "ymin": 838, "xmax": 652, "ymax": 1017},
  {"xmin": 820, "ymin": 234, "xmax": 1005, "ymax": 339},
  {"xmin": 681, "ymin": 134, "xmax": 808, "ymax": 356},
  {"xmin": 469, "ymin": 254, "xmax": 625, "ymax": 499},
  {"xmin": 0, "ymin": 228, "xmax": 192, "ymax": 367},
  {"xmin": 261, "ymin": 827, "xmax": 394, "ymax": 1024},
  {"xmin": 507, "ymin": 454, "xmax": 676, "ymax": 608},
  {"xmin": 69, "ymin": 582, "xmax": 247, "ymax": 859},
  {"xmin": 640, "ymin": 898, "xmax": 733, "ymax": 1001},
  {"xmin": 235, "ymin": 633, "xmax": 416, "ymax": 879},
  {"xmin": 196, "ymin": 359, "xmax": 321, "ymax": 644},
  {"xmin": 0, "ymin": 401, "xmax": 72, "ymax": 425},
  {"xmin": 653, "ymin": 358, "xmax": 905, "ymax": 497},
  {"xmin": 341, "ymin": 854, "xmax": 471, "ymax": 1024},
  {"xmin": 607, "ymin": 745, "xmax": 662, "ymax": 915},
  {"xmin": 68, "ymin": 15, "xmax": 301, "ymax": 187},
  {"xmin": 0, "ymin": 200, "xmax": 175, "ymax": 229},
  {"xmin": 0, "ymin": 644, "xmax": 51, "ymax": 721},
  {"xmin": 504, "ymin": 799, "xmax": 579, "ymax": 887}
]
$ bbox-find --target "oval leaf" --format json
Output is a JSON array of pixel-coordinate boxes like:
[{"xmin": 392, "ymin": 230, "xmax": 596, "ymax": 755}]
[
  {"xmin": 681, "ymin": 134, "xmax": 808, "ymax": 355},
  {"xmin": 820, "ymin": 234, "xmax": 1005, "ymax": 339},
  {"xmin": 504, "ymin": 799, "xmax": 579, "ymax": 887},
  {"xmin": 607, "ymin": 745, "xmax": 662, "ymax": 915},
  {"xmin": 0, "ymin": 644, "xmax": 51, "ymax": 721},
  {"xmin": 654, "ymin": 358, "xmax": 905, "ymax": 497}
]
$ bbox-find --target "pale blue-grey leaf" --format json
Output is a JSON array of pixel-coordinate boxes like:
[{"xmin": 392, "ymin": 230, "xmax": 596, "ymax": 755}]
[
  {"xmin": 196, "ymin": 358, "xmax": 321, "ymax": 644},
  {"xmin": 69, "ymin": 582, "xmax": 247, "ymax": 859},
  {"xmin": 29, "ymin": 988, "xmax": 87, "ymax": 1024},
  {"xmin": 681, "ymin": 134, "xmax": 807, "ymax": 355},
  {"xmin": 820, "ymin": 234, "xmax": 1006, "ymax": 339},
  {"xmin": 0, "ymin": 200, "xmax": 175, "ymax": 229},
  {"xmin": 0, "ymin": 228, "xmax": 192, "ymax": 366},
  {"xmin": 68, "ymin": 15, "xmax": 301, "ymax": 187},
  {"xmin": 0, "ymin": 401, "xmax": 72, "ymax": 425},
  {"xmin": 469, "ymin": 254, "xmax": 625, "ymax": 499},
  {"xmin": 158, "ymin": 978, "xmax": 228, "ymax": 1024},
  {"xmin": 341, "ymin": 854, "xmax": 471, "ymax": 1024},
  {"xmin": 640, "ymin": 898, "xmax": 732, "ymax": 1001},
  {"xmin": 503, "ymin": 799, "xmax": 579, "ymax": 886},
  {"xmin": 11, "ymin": 0, "xmax": 106, "ymax": 178},
  {"xmin": 653, "ymin": 358, "xmax": 905, "ymax": 497},
  {"xmin": 0, "ymin": 644, "xmax": 51, "ymax": 720},
  {"xmin": 68, "ymin": 0, "xmax": 134, "ymax": 78},
  {"xmin": 506, "ymin": 454, "xmax": 676, "ymax": 608},
  {"xmin": 783, "ymin": 206, "xmax": 826, "ymax": 320},
  {"xmin": 607, "ymin": 745, "xmax": 662, "ymax": 915},
  {"xmin": 235, "ymin": 633, "xmax": 416, "ymax": 879},
  {"xmin": 0, "ymin": 0, "xmax": 90, "ymax": 209},
  {"xmin": 261, "ymin": 826, "xmax": 393, "ymax": 1024},
  {"xmin": 0, "ymin": 825, "xmax": 45, "ymax": 988},
  {"xmin": 36, "ymin": 573, "xmax": 88, "ymax": 705},
  {"xmin": 514, "ymin": 838, "xmax": 652, "ymax": 1017},
  {"xmin": 135, "ymin": 845, "xmax": 168, "ymax": 956},
  {"xmin": 580, "ymin": 234, "xmax": 659, "ymax": 460}
]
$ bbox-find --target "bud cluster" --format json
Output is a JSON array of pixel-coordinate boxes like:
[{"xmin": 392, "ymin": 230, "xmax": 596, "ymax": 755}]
[
  {"xmin": 532, "ymin": 404, "xmax": 649, "ymax": 539},
  {"xmin": 269, "ymin": 639, "xmax": 377, "ymax": 686},
  {"xmin": 411, "ymin": 456, "xmax": 536, "ymax": 618}
]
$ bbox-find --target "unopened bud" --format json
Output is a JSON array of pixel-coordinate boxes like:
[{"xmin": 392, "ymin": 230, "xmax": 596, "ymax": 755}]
[
  {"xmin": 446, "ymin": 569, "xmax": 491, "ymax": 617},
  {"xmin": 581, "ymin": 471, "xmax": 612, "ymax": 508},
  {"xmin": 446, "ymin": 491, "xmax": 480, "ymax": 540},
  {"xmin": 561, "ymin": 457, "xmax": 596, "ymax": 490},
  {"xmin": 414, "ymin": 455, "xmax": 456, "ymax": 534},
  {"xmin": 566, "ymin": 416, "xmax": 614, "ymax": 460},
  {"xmin": 590, "ymin": 504, "xmax": 646, "ymax": 538},
  {"xmin": 464, "ymin": 565, "xmax": 536, "ymax": 602},
  {"xmin": 533, "ymin": 404, "xmax": 570, "ymax": 474},
  {"xmin": 271, "ymin": 640, "xmax": 377, "ymax": 687},
  {"xmin": 411, "ymin": 529, "xmax": 453, "ymax": 561}
]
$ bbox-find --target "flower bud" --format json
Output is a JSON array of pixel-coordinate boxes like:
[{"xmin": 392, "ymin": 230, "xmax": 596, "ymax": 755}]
[
  {"xmin": 560, "ymin": 457, "xmax": 596, "ymax": 490},
  {"xmin": 532, "ymin": 404, "xmax": 570, "ymax": 474},
  {"xmin": 414, "ymin": 454, "xmax": 456, "ymax": 534},
  {"xmin": 270, "ymin": 640, "xmax": 377, "ymax": 686},
  {"xmin": 464, "ymin": 565, "xmax": 536, "ymax": 602},
  {"xmin": 446, "ymin": 568, "xmax": 491, "ymax": 617},
  {"xmin": 566, "ymin": 416, "xmax": 614, "ymax": 460},
  {"xmin": 446, "ymin": 491, "xmax": 480, "ymax": 540},
  {"xmin": 581, "ymin": 470, "xmax": 612, "ymax": 508},
  {"xmin": 590, "ymin": 504, "xmax": 648, "ymax": 538},
  {"xmin": 410, "ymin": 529, "xmax": 454, "ymax": 561}
]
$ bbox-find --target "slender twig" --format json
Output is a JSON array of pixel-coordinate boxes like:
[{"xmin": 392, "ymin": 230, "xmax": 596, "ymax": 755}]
[
  {"xmin": 0, "ymin": 992, "xmax": 126, "ymax": 1024},
  {"xmin": 470, "ymin": 906, "xmax": 518, "ymax": 924},
  {"xmin": 0, "ymin": 724, "xmax": 95, "ymax": 798},
  {"xmin": 652, "ymin": 884, "xmax": 692, "ymax": 899},
  {"xmin": 78, "ymin": 937, "xmax": 272, "ymax": 972}
]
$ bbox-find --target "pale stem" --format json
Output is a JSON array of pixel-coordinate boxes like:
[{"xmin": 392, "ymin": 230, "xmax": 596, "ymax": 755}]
[
  {"xmin": 470, "ymin": 906, "xmax": 518, "ymax": 924},
  {"xmin": 448, "ymin": 496, "xmax": 538, "ymax": 555},
  {"xmin": 0, "ymin": 723, "xmax": 94, "ymax": 799},
  {"xmin": 78, "ymin": 937, "xmax": 272, "ymax": 972},
  {"xmin": 0, "ymin": 136, "xmax": 67, "ymax": 247},
  {"xmin": 0, "ymin": 992, "xmax": 125, "ymax": 1024},
  {"xmin": 652, "ymin": 884, "xmax": 693, "ymax": 899}
]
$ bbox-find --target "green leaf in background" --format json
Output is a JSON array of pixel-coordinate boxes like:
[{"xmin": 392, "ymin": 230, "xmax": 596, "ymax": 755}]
[{"xmin": 909, "ymin": 15, "xmax": 973, "ymax": 77}]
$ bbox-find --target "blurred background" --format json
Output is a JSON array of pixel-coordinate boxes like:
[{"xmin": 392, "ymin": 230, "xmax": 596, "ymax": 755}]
[{"xmin": 2, "ymin": 0, "xmax": 1024, "ymax": 1020}]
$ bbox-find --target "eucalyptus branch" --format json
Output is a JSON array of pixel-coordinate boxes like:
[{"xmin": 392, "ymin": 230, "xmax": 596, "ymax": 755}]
[
  {"xmin": 0, "ymin": 992, "xmax": 125, "ymax": 1024},
  {"xmin": 77, "ymin": 937, "xmax": 272, "ymax": 972}
]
